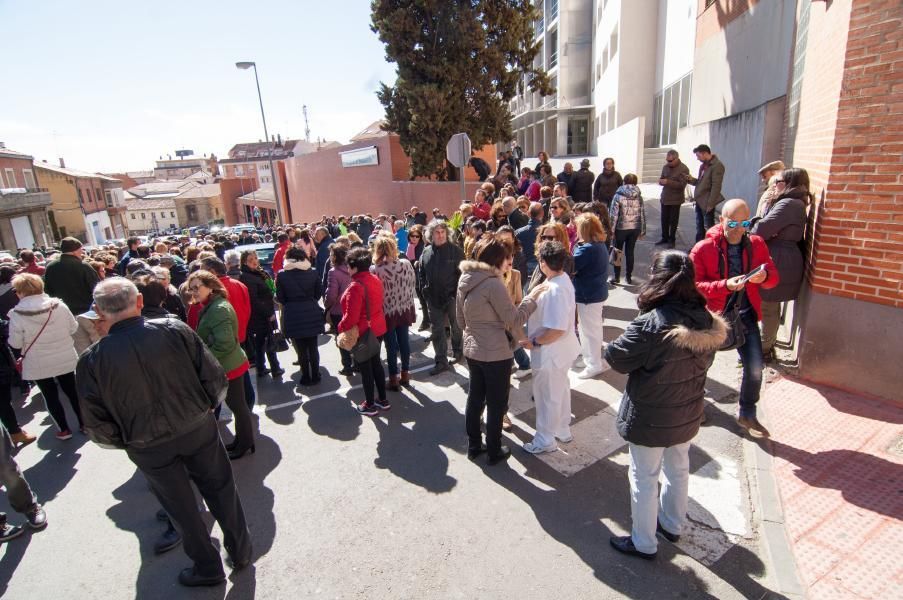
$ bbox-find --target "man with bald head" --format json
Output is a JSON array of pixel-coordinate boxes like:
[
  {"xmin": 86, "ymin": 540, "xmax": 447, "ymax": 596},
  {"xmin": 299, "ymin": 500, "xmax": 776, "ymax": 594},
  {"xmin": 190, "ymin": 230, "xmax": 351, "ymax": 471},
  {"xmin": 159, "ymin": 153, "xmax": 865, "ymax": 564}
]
[{"xmin": 690, "ymin": 199, "xmax": 779, "ymax": 437}]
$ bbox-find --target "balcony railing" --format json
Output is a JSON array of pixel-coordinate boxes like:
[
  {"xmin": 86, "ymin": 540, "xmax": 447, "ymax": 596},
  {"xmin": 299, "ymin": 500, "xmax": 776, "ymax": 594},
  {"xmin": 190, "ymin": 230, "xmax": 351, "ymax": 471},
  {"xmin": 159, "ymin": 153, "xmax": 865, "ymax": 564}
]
[
  {"xmin": 549, "ymin": 0, "xmax": 558, "ymax": 21},
  {"xmin": 550, "ymin": 49, "xmax": 558, "ymax": 68},
  {"xmin": 0, "ymin": 190, "xmax": 52, "ymax": 214}
]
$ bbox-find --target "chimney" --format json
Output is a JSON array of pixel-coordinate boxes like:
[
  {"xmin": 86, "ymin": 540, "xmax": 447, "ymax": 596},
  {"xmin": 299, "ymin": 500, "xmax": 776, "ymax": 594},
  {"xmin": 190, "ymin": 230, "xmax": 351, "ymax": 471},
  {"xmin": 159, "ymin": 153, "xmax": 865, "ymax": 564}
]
[
  {"xmin": 0, "ymin": 142, "xmax": 5, "ymax": 149},
  {"xmin": 59, "ymin": 158, "xmax": 66, "ymax": 168},
  {"xmin": 277, "ymin": 133, "xmax": 282, "ymax": 146},
  {"xmin": 271, "ymin": 134, "xmax": 275, "ymax": 143}
]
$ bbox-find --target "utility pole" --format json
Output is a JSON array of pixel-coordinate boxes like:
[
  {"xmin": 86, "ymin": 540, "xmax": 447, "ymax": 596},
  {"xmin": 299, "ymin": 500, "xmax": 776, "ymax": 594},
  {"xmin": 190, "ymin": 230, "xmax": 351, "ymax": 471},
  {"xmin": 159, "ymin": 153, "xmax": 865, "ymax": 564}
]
[{"xmin": 302, "ymin": 105, "xmax": 311, "ymax": 143}]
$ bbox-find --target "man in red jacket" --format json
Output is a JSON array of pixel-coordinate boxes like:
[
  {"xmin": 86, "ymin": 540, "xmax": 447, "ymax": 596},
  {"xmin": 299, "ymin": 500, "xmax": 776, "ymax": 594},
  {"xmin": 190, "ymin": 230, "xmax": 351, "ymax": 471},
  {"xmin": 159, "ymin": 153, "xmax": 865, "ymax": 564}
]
[
  {"xmin": 271, "ymin": 233, "xmax": 290, "ymax": 275},
  {"xmin": 689, "ymin": 199, "xmax": 779, "ymax": 437}
]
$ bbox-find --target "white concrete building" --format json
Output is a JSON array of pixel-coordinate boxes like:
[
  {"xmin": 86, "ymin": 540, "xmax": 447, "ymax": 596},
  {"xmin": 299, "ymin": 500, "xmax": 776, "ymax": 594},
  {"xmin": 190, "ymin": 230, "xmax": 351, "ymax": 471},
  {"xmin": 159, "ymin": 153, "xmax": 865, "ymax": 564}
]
[{"xmin": 126, "ymin": 198, "xmax": 180, "ymax": 234}]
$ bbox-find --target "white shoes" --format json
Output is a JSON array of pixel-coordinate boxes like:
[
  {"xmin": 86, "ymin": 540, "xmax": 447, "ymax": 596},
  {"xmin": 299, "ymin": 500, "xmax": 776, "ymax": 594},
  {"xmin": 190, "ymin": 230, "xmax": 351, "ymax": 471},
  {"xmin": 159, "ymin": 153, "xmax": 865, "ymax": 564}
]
[
  {"xmin": 523, "ymin": 441, "xmax": 558, "ymax": 454},
  {"xmin": 576, "ymin": 361, "xmax": 611, "ymax": 380},
  {"xmin": 513, "ymin": 368, "xmax": 531, "ymax": 379},
  {"xmin": 556, "ymin": 434, "xmax": 574, "ymax": 443}
]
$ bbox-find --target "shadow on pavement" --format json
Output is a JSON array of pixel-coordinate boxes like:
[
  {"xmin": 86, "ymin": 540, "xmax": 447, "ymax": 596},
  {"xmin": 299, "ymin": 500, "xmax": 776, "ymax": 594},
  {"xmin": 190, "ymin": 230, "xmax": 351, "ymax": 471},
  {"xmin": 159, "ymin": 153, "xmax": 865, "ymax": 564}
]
[
  {"xmin": 369, "ymin": 385, "xmax": 460, "ymax": 494},
  {"xmin": 768, "ymin": 439, "xmax": 902, "ymax": 520},
  {"xmin": 23, "ymin": 427, "xmax": 87, "ymax": 504},
  {"xmin": 0, "ymin": 532, "xmax": 31, "ymax": 598},
  {"xmin": 483, "ymin": 447, "xmax": 781, "ymax": 598}
]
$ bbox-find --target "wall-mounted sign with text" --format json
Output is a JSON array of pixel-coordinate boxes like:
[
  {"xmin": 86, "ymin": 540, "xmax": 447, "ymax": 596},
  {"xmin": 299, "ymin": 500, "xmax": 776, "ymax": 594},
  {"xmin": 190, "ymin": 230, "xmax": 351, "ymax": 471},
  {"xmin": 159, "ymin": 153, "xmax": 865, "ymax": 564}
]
[{"xmin": 339, "ymin": 146, "xmax": 379, "ymax": 168}]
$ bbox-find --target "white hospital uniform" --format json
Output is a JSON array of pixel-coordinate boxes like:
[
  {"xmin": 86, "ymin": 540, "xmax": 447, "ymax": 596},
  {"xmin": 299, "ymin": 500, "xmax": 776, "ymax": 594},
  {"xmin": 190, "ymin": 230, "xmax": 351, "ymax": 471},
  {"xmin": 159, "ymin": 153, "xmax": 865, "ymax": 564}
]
[{"xmin": 528, "ymin": 273, "xmax": 580, "ymax": 448}]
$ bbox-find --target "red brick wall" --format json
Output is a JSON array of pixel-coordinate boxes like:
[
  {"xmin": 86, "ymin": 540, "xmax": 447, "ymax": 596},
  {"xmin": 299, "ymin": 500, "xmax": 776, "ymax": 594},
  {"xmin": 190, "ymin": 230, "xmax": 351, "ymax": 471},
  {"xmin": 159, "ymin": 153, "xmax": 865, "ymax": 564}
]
[
  {"xmin": 219, "ymin": 177, "xmax": 259, "ymax": 226},
  {"xmin": 283, "ymin": 134, "xmax": 496, "ymax": 223},
  {"xmin": 75, "ymin": 177, "xmax": 106, "ymax": 214},
  {"xmin": 807, "ymin": 0, "xmax": 903, "ymax": 308},
  {"xmin": 0, "ymin": 156, "xmax": 35, "ymax": 188}
]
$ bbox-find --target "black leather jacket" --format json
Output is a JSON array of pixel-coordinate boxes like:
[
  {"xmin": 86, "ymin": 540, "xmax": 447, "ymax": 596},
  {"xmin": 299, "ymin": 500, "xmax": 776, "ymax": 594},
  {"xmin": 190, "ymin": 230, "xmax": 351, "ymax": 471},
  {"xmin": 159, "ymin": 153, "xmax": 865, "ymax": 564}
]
[
  {"xmin": 418, "ymin": 241, "xmax": 464, "ymax": 307},
  {"xmin": 605, "ymin": 302, "xmax": 727, "ymax": 447},
  {"xmin": 76, "ymin": 316, "xmax": 228, "ymax": 449}
]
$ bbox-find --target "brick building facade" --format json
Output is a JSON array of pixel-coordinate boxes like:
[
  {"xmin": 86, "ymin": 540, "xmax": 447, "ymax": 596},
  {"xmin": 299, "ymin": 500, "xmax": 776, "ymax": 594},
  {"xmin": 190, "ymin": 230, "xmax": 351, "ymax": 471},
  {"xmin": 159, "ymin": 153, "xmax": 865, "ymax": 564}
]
[{"xmin": 787, "ymin": 0, "xmax": 902, "ymax": 400}]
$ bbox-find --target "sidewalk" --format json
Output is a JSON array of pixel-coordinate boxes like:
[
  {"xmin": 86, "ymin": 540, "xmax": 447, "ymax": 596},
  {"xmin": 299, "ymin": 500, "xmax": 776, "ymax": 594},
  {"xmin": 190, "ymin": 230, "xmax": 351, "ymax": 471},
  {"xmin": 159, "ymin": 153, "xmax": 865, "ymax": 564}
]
[{"xmin": 760, "ymin": 376, "xmax": 903, "ymax": 599}]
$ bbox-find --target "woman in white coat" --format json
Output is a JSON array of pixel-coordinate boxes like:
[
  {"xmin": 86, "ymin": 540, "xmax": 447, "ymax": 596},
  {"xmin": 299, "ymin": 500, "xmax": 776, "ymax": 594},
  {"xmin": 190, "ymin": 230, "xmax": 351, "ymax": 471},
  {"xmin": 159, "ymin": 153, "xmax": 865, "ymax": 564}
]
[
  {"xmin": 519, "ymin": 241, "xmax": 581, "ymax": 454},
  {"xmin": 7, "ymin": 274, "xmax": 82, "ymax": 440}
]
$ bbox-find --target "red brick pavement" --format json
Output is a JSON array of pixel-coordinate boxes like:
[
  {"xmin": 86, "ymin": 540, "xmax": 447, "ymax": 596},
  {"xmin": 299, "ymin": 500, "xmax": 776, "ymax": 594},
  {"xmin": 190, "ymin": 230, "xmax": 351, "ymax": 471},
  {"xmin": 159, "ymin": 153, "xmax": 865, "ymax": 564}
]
[{"xmin": 762, "ymin": 376, "xmax": 903, "ymax": 599}]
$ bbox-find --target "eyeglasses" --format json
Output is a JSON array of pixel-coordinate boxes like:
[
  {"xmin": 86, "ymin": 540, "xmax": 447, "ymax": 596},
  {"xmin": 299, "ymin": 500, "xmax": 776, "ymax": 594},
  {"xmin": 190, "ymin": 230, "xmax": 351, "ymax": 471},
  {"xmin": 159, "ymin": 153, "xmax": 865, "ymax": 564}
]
[
  {"xmin": 726, "ymin": 220, "xmax": 752, "ymax": 229},
  {"xmin": 541, "ymin": 235, "xmax": 557, "ymax": 241},
  {"xmin": 408, "ymin": 235, "xmax": 421, "ymax": 239}
]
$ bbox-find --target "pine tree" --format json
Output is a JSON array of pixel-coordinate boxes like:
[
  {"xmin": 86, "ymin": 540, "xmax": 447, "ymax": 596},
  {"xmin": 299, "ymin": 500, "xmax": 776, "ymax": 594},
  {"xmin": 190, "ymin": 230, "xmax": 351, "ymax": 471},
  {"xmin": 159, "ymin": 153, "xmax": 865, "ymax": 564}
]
[{"xmin": 371, "ymin": 0, "xmax": 553, "ymax": 179}]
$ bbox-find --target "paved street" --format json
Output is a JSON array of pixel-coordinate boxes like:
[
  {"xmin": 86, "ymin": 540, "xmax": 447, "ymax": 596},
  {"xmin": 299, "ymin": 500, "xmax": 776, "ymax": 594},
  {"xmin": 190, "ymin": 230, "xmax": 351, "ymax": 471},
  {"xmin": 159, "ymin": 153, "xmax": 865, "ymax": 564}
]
[{"xmin": 0, "ymin": 202, "xmax": 785, "ymax": 599}]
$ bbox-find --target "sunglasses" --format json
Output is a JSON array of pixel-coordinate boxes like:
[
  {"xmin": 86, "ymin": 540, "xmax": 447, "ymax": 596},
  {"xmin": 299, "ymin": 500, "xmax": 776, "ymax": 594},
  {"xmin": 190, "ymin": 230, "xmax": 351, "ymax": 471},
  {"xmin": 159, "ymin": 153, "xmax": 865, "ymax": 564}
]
[
  {"xmin": 409, "ymin": 234, "xmax": 421, "ymax": 239},
  {"xmin": 541, "ymin": 235, "xmax": 557, "ymax": 241},
  {"xmin": 726, "ymin": 220, "xmax": 752, "ymax": 229},
  {"xmin": 775, "ymin": 179, "xmax": 786, "ymax": 184}
]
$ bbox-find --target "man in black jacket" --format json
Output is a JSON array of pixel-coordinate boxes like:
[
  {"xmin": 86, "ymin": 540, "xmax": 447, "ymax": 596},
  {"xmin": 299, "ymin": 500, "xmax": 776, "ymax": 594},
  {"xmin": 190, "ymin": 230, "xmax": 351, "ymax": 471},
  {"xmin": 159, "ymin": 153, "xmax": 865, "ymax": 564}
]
[
  {"xmin": 419, "ymin": 221, "xmax": 464, "ymax": 375},
  {"xmin": 571, "ymin": 159, "xmax": 596, "ymax": 204},
  {"xmin": 77, "ymin": 278, "xmax": 252, "ymax": 587},
  {"xmin": 44, "ymin": 237, "xmax": 99, "ymax": 315}
]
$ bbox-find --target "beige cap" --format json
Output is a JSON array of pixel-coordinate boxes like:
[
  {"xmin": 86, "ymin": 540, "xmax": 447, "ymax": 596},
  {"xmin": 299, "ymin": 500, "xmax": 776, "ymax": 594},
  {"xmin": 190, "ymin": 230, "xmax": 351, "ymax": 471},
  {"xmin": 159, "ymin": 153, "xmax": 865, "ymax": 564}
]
[{"xmin": 758, "ymin": 160, "xmax": 785, "ymax": 175}]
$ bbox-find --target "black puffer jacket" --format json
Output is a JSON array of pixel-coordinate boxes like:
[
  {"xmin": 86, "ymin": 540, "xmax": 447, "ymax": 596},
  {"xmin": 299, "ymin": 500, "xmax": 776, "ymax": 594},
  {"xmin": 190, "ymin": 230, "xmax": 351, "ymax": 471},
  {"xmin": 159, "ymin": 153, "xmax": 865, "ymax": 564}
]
[
  {"xmin": 0, "ymin": 319, "xmax": 17, "ymax": 385},
  {"xmin": 239, "ymin": 265, "xmax": 277, "ymax": 335},
  {"xmin": 76, "ymin": 316, "xmax": 228, "ymax": 449},
  {"xmin": 605, "ymin": 301, "xmax": 727, "ymax": 447}
]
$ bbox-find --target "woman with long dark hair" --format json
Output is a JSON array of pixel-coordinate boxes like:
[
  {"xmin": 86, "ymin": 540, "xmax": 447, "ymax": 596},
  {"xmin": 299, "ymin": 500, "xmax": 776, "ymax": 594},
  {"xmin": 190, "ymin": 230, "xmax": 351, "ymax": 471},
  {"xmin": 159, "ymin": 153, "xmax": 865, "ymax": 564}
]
[
  {"xmin": 605, "ymin": 250, "xmax": 727, "ymax": 560},
  {"xmin": 750, "ymin": 167, "xmax": 811, "ymax": 362},
  {"xmin": 337, "ymin": 248, "xmax": 388, "ymax": 416}
]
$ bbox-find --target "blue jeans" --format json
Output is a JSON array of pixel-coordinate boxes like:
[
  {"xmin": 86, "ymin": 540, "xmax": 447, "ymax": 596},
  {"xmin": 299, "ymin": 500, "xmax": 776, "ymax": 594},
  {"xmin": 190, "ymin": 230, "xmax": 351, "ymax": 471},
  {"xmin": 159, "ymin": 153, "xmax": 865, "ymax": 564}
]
[
  {"xmin": 513, "ymin": 347, "xmax": 531, "ymax": 370},
  {"xmin": 736, "ymin": 310, "xmax": 764, "ymax": 418},
  {"xmin": 384, "ymin": 325, "xmax": 411, "ymax": 377},
  {"xmin": 695, "ymin": 204, "xmax": 716, "ymax": 242}
]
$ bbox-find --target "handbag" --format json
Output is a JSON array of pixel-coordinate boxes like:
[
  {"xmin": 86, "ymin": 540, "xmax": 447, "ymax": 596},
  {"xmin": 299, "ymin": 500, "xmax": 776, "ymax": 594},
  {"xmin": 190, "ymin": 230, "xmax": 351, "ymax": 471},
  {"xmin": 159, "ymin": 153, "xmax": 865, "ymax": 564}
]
[
  {"xmin": 609, "ymin": 246, "xmax": 623, "ymax": 268},
  {"xmin": 719, "ymin": 291, "xmax": 747, "ymax": 351},
  {"xmin": 15, "ymin": 305, "xmax": 56, "ymax": 373},
  {"xmin": 349, "ymin": 283, "xmax": 381, "ymax": 362},
  {"xmin": 269, "ymin": 329, "xmax": 290, "ymax": 353}
]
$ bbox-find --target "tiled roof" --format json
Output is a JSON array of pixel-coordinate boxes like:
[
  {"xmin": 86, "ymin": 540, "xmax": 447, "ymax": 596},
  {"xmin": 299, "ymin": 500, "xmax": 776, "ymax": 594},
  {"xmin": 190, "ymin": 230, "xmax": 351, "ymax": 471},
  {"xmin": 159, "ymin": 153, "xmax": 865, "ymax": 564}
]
[
  {"xmin": 34, "ymin": 162, "xmax": 122, "ymax": 182},
  {"xmin": 125, "ymin": 198, "xmax": 177, "ymax": 210},
  {"xmin": 128, "ymin": 181, "xmax": 195, "ymax": 197},
  {"xmin": 175, "ymin": 183, "xmax": 220, "ymax": 199},
  {"xmin": 0, "ymin": 147, "xmax": 34, "ymax": 161}
]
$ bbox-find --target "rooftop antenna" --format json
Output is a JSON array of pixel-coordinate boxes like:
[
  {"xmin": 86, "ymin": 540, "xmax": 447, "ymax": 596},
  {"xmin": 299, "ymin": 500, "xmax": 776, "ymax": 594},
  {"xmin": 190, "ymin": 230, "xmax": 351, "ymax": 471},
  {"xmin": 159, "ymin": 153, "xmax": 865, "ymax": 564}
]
[{"xmin": 302, "ymin": 105, "xmax": 311, "ymax": 143}]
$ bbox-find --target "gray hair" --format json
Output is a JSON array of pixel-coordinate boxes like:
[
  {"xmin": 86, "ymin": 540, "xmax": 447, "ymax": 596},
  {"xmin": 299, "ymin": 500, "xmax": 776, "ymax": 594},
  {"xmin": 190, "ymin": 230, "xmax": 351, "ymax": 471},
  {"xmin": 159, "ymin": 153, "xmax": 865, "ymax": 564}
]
[
  {"xmin": 158, "ymin": 255, "xmax": 175, "ymax": 267},
  {"xmin": 224, "ymin": 250, "xmax": 241, "ymax": 268},
  {"xmin": 151, "ymin": 266, "xmax": 171, "ymax": 282},
  {"xmin": 93, "ymin": 278, "xmax": 139, "ymax": 316},
  {"xmin": 425, "ymin": 219, "xmax": 448, "ymax": 243}
]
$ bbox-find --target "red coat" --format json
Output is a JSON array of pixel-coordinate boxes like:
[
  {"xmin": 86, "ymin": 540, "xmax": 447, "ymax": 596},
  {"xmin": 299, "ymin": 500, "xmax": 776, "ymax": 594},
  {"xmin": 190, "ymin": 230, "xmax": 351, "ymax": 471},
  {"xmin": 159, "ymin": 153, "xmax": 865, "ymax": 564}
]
[
  {"xmin": 19, "ymin": 262, "xmax": 45, "ymax": 276},
  {"xmin": 272, "ymin": 241, "xmax": 290, "ymax": 275},
  {"xmin": 218, "ymin": 275, "xmax": 251, "ymax": 343},
  {"xmin": 472, "ymin": 201, "xmax": 491, "ymax": 221},
  {"xmin": 338, "ymin": 271, "xmax": 387, "ymax": 337},
  {"xmin": 689, "ymin": 225, "xmax": 779, "ymax": 321}
]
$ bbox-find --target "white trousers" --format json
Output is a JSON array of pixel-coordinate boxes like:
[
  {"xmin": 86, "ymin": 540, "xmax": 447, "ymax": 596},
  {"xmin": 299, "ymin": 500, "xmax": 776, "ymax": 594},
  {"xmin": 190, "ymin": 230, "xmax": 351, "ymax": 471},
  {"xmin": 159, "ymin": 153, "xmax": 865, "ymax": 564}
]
[
  {"xmin": 531, "ymin": 366, "xmax": 572, "ymax": 448},
  {"xmin": 628, "ymin": 441, "xmax": 691, "ymax": 554},
  {"xmin": 577, "ymin": 302, "xmax": 605, "ymax": 372}
]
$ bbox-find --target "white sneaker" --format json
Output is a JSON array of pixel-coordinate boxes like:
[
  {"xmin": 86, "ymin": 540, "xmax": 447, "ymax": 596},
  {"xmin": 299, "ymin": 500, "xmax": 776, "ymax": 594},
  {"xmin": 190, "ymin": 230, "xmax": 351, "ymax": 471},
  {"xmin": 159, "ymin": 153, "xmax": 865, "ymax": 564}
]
[
  {"xmin": 556, "ymin": 434, "xmax": 574, "ymax": 443},
  {"xmin": 523, "ymin": 441, "xmax": 557, "ymax": 454},
  {"xmin": 576, "ymin": 367, "xmax": 603, "ymax": 379}
]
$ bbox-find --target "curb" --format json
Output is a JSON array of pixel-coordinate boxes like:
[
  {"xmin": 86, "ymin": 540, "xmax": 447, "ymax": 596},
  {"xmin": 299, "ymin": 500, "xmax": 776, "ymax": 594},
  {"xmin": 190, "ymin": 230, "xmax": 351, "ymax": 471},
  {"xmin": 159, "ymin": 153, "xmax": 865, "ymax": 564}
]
[{"xmin": 742, "ymin": 393, "xmax": 806, "ymax": 599}]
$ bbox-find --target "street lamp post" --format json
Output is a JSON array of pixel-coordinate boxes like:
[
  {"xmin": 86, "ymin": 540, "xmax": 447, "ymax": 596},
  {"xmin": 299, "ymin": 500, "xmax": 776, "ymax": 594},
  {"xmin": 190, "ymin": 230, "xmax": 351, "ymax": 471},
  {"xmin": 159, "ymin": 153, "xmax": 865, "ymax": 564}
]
[{"xmin": 235, "ymin": 61, "xmax": 285, "ymax": 225}]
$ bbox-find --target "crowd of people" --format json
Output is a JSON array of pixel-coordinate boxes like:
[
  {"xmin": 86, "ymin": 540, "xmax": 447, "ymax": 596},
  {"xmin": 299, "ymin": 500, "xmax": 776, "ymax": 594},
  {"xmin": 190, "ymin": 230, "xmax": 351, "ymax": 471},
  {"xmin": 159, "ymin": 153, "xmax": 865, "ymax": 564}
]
[{"xmin": 0, "ymin": 148, "xmax": 812, "ymax": 580}]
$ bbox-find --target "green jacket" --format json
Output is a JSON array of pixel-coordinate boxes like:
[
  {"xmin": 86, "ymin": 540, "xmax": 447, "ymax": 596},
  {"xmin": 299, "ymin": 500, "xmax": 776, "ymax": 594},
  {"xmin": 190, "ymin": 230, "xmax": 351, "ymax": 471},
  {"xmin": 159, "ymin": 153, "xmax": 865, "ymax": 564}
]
[
  {"xmin": 44, "ymin": 254, "xmax": 99, "ymax": 315},
  {"xmin": 196, "ymin": 296, "xmax": 246, "ymax": 375}
]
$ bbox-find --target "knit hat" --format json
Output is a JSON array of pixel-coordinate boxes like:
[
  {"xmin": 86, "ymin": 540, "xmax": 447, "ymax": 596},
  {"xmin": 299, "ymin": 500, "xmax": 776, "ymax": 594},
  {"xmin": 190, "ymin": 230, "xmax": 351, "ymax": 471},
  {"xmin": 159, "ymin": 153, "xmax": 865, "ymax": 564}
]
[
  {"xmin": 60, "ymin": 237, "xmax": 83, "ymax": 253},
  {"xmin": 758, "ymin": 160, "xmax": 786, "ymax": 175}
]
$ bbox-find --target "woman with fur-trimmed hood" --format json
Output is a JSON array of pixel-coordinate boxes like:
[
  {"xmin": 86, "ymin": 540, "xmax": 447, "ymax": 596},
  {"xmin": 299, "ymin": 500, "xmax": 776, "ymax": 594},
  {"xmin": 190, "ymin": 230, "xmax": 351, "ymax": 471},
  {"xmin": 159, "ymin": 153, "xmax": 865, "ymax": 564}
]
[{"xmin": 604, "ymin": 250, "xmax": 727, "ymax": 561}]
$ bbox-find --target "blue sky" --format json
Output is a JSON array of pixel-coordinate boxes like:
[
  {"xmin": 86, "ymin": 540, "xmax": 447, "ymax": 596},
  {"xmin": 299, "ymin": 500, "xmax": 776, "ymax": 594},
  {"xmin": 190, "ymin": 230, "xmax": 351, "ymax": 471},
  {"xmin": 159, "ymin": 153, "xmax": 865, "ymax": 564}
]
[{"xmin": 0, "ymin": 0, "xmax": 397, "ymax": 172}]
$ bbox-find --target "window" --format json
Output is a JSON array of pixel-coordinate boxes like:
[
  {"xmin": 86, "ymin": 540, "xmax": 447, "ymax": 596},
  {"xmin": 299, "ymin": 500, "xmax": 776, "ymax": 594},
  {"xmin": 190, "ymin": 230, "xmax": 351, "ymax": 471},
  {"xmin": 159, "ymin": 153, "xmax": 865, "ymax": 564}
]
[
  {"xmin": 652, "ymin": 73, "xmax": 692, "ymax": 147},
  {"xmin": 607, "ymin": 103, "xmax": 616, "ymax": 131},
  {"xmin": 23, "ymin": 169, "xmax": 36, "ymax": 189},
  {"xmin": 104, "ymin": 190, "xmax": 113, "ymax": 207},
  {"xmin": 130, "ymin": 213, "xmax": 136, "ymax": 220},
  {"xmin": 549, "ymin": 29, "xmax": 558, "ymax": 68},
  {"xmin": 4, "ymin": 168, "xmax": 15, "ymax": 187},
  {"xmin": 609, "ymin": 27, "xmax": 618, "ymax": 59},
  {"xmin": 567, "ymin": 118, "xmax": 588, "ymax": 155},
  {"xmin": 141, "ymin": 213, "xmax": 146, "ymax": 219},
  {"xmin": 171, "ymin": 211, "xmax": 175, "ymax": 218},
  {"xmin": 235, "ymin": 166, "xmax": 244, "ymax": 176},
  {"xmin": 77, "ymin": 189, "xmax": 84, "ymax": 206},
  {"xmin": 95, "ymin": 187, "xmax": 102, "ymax": 203}
]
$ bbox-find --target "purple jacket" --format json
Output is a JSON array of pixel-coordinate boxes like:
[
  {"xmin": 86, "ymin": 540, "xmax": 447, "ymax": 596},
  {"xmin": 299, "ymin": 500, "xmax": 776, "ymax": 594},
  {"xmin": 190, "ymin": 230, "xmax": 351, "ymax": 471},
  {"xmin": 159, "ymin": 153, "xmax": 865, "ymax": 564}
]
[{"xmin": 324, "ymin": 265, "xmax": 352, "ymax": 316}]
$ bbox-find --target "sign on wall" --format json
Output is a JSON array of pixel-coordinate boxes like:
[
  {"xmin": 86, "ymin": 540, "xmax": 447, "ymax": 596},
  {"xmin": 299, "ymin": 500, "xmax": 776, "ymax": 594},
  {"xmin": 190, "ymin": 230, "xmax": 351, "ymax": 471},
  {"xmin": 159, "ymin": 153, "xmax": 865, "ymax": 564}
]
[{"xmin": 339, "ymin": 146, "xmax": 379, "ymax": 168}]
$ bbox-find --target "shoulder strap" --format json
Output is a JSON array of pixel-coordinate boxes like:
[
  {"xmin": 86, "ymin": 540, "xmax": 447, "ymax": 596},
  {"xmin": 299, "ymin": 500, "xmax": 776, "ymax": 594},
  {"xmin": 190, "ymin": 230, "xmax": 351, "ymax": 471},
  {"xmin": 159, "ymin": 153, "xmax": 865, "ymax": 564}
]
[{"xmin": 22, "ymin": 304, "xmax": 56, "ymax": 359}]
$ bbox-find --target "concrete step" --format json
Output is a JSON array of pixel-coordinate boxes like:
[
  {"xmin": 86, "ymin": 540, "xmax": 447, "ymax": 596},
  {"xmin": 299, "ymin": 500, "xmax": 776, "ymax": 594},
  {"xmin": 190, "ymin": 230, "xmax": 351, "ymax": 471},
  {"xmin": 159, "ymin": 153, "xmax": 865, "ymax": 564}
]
[{"xmin": 641, "ymin": 147, "xmax": 674, "ymax": 183}]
